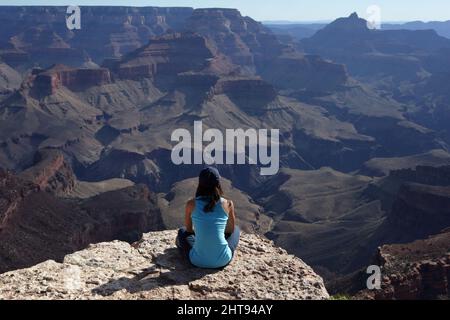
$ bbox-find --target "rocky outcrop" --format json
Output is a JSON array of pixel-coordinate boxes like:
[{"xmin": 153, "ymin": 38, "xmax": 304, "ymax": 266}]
[
  {"xmin": 80, "ymin": 149, "xmax": 159, "ymax": 187},
  {"xmin": 385, "ymin": 183, "xmax": 450, "ymax": 241},
  {"xmin": 184, "ymin": 8, "xmax": 348, "ymax": 92},
  {"xmin": 365, "ymin": 165, "xmax": 450, "ymax": 245},
  {"xmin": 213, "ymin": 78, "xmax": 276, "ymax": 99},
  {"xmin": 212, "ymin": 78, "xmax": 277, "ymax": 113},
  {"xmin": 0, "ymin": 6, "xmax": 195, "ymax": 66},
  {"xmin": 258, "ymin": 53, "xmax": 348, "ymax": 92},
  {"xmin": 0, "ymin": 61, "xmax": 22, "ymax": 100},
  {"xmin": 0, "ymin": 47, "xmax": 29, "ymax": 68},
  {"xmin": 32, "ymin": 64, "xmax": 111, "ymax": 95},
  {"xmin": 1, "ymin": 25, "xmax": 86, "ymax": 68},
  {"xmin": 19, "ymin": 150, "xmax": 76, "ymax": 196},
  {"xmin": 356, "ymin": 230, "xmax": 450, "ymax": 300},
  {"xmin": 389, "ymin": 165, "xmax": 450, "ymax": 186},
  {"xmin": 102, "ymin": 32, "xmax": 263, "ymax": 108},
  {"xmin": 0, "ymin": 230, "xmax": 329, "ymax": 300},
  {"xmin": 0, "ymin": 167, "xmax": 163, "ymax": 274},
  {"xmin": 184, "ymin": 9, "xmax": 261, "ymax": 68},
  {"xmin": 110, "ymin": 32, "xmax": 234, "ymax": 81},
  {"xmin": 360, "ymin": 150, "xmax": 450, "ymax": 177},
  {"xmin": 0, "ymin": 170, "xmax": 38, "ymax": 230}
]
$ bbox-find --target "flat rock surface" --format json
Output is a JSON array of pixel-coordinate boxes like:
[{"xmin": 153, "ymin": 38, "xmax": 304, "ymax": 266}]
[{"xmin": 0, "ymin": 230, "xmax": 329, "ymax": 300}]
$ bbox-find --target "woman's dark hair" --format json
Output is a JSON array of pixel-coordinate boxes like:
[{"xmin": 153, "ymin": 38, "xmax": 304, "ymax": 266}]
[{"xmin": 195, "ymin": 167, "xmax": 224, "ymax": 212}]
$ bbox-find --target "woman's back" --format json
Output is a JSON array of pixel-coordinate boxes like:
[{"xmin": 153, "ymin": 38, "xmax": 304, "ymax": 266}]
[{"xmin": 189, "ymin": 197, "xmax": 233, "ymax": 268}]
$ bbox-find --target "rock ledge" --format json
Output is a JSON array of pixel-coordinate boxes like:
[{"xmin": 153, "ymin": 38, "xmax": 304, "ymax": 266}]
[{"xmin": 0, "ymin": 230, "xmax": 329, "ymax": 300}]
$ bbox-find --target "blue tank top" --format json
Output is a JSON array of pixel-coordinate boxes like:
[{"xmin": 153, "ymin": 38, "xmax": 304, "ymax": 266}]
[{"xmin": 189, "ymin": 197, "xmax": 233, "ymax": 268}]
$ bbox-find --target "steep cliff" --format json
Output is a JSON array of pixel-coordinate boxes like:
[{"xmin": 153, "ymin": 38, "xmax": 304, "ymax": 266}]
[
  {"xmin": 0, "ymin": 157, "xmax": 164, "ymax": 274},
  {"xmin": 0, "ymin": 6, "xmax": 195, "ymax": 66},
  {"xmin": 185, "ymin": 8, "xmax": 348, "ymax": 91},
  {"xmin": 356, "ymin": 230, "xmax": 450, "ymax": 300},
  {"xmin": 0, "ymin": 230, "xmax": 329, "ymax": 300},
  {"xmin": 32, "ymin": 64, "xmax": 111, "ymax": 96},
  {"xmin": 386, "ymin": 183, "xmax": 450, "ymax": 241},
  {"xmin": 369, "ymin": 165, "xmax": 450, "ymax": 245},
  {"xmin": 19, "ymin": 149, "xmax": 76, "ymax": 196},
  {"xmin": 110, "ymin": 33, "xmax": 223, "ymax": 80},
  {"xmin": 0, "ymin": 61, "xmax": 22, "ymax": 101}
]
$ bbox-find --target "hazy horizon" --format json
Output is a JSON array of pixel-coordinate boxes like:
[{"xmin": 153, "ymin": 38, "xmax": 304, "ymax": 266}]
[{"xmin": 1, "ymin": 0, "xmax": 450, "ymax": 23}]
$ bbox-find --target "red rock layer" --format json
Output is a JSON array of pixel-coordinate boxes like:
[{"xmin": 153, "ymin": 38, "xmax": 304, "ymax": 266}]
[{"xmin": 32, "ymin": 64, "xmax": 111, "ymax": 95}]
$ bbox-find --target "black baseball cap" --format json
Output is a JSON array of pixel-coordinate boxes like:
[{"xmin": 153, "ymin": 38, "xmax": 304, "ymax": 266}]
[{"xmin": 199, "ymin": 167, "xmax": 221, "ymax": 187}]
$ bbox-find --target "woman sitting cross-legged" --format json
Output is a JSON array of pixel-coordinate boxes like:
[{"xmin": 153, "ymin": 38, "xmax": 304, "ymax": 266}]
[{"xmin": 176, "ymin": 167, "xmax": 241, "ymax": 269}]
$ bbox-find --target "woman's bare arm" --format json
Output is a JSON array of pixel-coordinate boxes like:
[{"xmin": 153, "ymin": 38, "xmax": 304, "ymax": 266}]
[
  {"xmin": 225, "ymin": 200, "xmax": 236, "ymax": 234},
  {"xmin": 185, "ymin": 199, "xmax": 195, "ymax": 233}
]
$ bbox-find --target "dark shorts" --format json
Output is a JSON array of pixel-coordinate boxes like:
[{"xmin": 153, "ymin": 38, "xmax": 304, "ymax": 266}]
[{"xmin": 176, "ymin": 226, "xmax": 241, "ymax": 266}]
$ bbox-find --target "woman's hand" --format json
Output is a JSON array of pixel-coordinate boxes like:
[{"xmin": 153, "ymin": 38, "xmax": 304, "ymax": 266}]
[
  {"xmin": 225, "ymin": 200, "xmax": 236, "ymax": 234},
  {"xmin": 185, "ymin": 199, "xmax": 195, "ymax": 233}
]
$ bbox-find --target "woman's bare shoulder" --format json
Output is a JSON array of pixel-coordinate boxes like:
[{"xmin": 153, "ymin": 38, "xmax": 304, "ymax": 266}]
[{"xmin": 221, "ymin": 198, "xmax": 234, "ymax": 210}]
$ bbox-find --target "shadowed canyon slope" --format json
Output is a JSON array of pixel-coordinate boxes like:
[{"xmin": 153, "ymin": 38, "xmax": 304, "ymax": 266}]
[{"xmin": 0, "ymin": 150, "xmax": 164, "ymax": 274}]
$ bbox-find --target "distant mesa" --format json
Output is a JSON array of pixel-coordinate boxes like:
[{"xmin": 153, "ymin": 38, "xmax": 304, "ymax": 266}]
[
  {"xmin": 108, "ymin": 33, "xmax": 221, "ymax": 81},
  {"xmin": 31, "ymin": 64, "xmax": 111, "ymax": 95},
  {"xmin": 300, "ymin": 12, "xmax": 450, "ymax": 81}
]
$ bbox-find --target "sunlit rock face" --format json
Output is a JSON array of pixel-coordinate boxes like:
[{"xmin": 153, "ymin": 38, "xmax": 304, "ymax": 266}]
[{"xmin": 0, "ymin": 230, "xmax": 329, "ymax": 300}]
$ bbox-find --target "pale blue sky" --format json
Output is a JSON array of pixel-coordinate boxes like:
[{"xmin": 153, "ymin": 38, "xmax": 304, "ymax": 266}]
[{"xmin": 1, "ymin": 0, "xmax": 449, "ymax": 22}]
